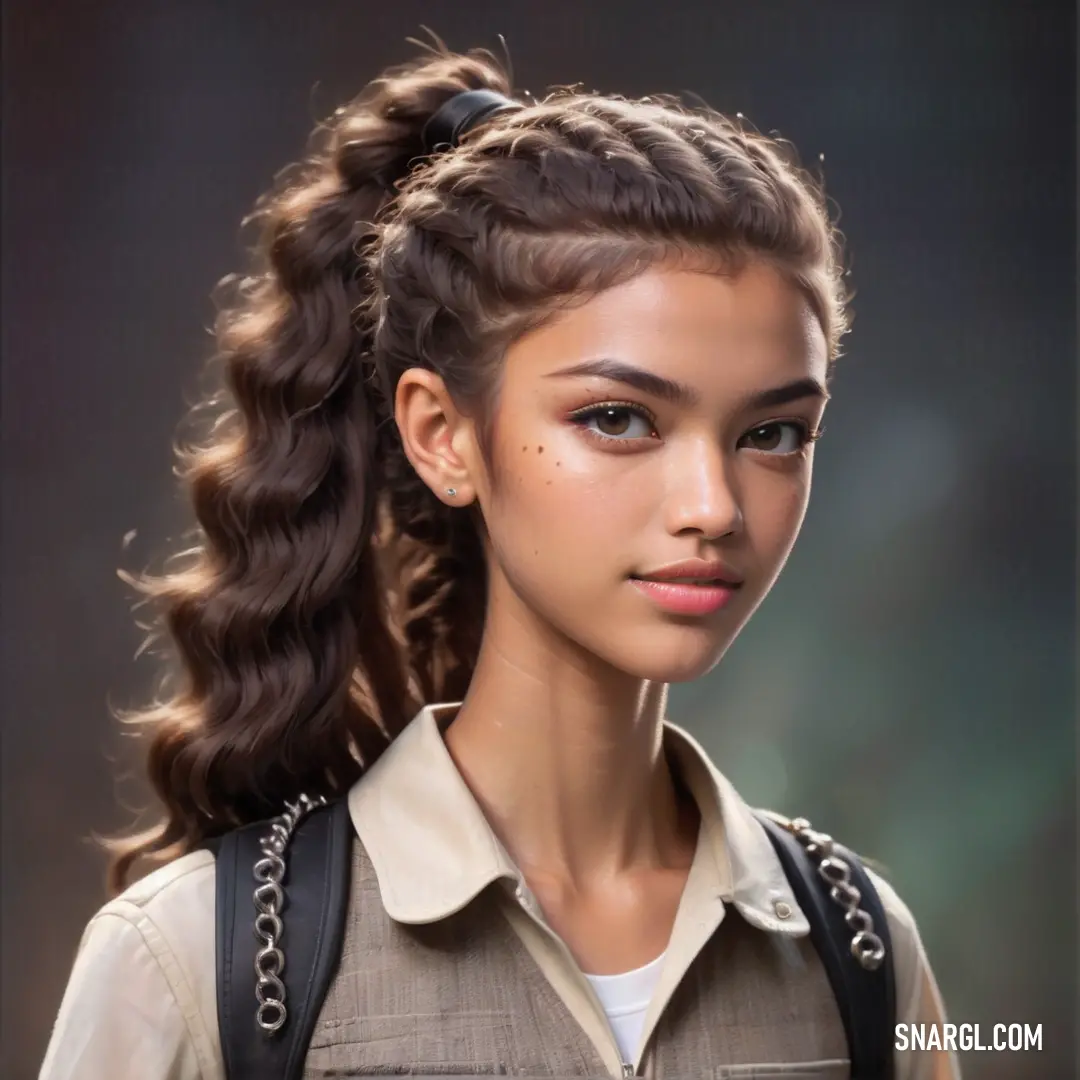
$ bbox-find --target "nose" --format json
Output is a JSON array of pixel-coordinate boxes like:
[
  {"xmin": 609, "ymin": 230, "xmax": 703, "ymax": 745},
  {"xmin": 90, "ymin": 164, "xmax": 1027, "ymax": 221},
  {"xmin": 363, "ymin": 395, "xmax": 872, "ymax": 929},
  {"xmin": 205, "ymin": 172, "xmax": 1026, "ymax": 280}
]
[{"xmin": 663, "ymin": 440, "xmax": 743, "ymax": 540}]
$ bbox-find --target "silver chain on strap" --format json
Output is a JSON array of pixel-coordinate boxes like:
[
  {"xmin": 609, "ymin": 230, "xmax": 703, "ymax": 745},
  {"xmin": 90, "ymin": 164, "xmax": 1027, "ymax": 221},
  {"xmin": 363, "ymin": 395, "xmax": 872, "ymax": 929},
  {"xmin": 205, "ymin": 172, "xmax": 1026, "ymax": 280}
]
[
  {"xmin": 252, "ymin": 792, "xmax": 328, "ymax": 1034},
  {"xmin": 783, "ymin": 815, "xmax": 887, "ymax": 971},
  {"xmin": 247, "ymin": 797, "xmax": 882, "ymax": 1037}
]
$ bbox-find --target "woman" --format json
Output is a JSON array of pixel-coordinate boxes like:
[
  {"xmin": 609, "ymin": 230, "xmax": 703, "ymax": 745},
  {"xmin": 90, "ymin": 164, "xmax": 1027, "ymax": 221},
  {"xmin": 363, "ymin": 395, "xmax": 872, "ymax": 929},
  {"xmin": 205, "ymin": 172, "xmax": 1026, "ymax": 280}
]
[{"xmin": 41, "ymin": 42, "xmax": 958, "ymax": 1080}]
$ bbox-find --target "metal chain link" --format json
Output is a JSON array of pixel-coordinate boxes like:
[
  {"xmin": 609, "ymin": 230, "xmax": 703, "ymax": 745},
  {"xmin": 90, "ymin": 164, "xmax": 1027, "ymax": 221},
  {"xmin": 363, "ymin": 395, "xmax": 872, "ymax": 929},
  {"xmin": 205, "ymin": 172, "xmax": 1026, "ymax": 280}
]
[
  {"xmin": 252, "ymin": 792, "xmax": 328, "ymax": 1033},
  {"xmin": 247, "ymin": 797, "xmax": 882, "ymax": 1037},
  {"xmin": 784, "ymin": 816, "xmax": 887, "ymax": 971}
]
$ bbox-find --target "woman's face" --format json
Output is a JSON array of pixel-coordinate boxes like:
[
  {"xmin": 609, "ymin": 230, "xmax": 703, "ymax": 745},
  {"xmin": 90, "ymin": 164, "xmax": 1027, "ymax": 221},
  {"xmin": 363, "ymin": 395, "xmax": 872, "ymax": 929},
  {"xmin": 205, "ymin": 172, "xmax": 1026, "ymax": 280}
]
[{"xmin": 420, "ymin": 260, "xmax": 830, "ymax": 685}]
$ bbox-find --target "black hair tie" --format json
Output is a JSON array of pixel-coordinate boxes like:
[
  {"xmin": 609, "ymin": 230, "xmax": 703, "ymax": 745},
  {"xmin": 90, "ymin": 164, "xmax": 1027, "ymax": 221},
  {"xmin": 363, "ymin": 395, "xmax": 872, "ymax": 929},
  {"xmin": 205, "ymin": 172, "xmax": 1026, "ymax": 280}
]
[{"xmin": 420, "ymin": 88, "xmax": 519, "ymax": 154}]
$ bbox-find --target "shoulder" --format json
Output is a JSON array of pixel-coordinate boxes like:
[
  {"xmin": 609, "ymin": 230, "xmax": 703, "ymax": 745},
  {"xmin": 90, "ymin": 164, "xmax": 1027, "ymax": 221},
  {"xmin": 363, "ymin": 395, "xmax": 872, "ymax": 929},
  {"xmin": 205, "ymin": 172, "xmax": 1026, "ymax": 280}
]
[
  {"xmin": 863, "ymin": 865, "xmax": 920, "ymax": 959},
  {"xmin": 83, "ymin": 848, "xmax": 217, "ymax": 1015},
  {"xmin": 756, "ymin": 807, "xmax": 919, "ymax": 950},
  {"xmin": 109, "ymin": 846, "xmax": 216, "ymax": 914},
  {"xmin": 94, "ymin": 848, "xmax": 218, "ymax": 975},
  {"xmin": 756, "ymin": 810, "xmax": 941, "ymax": 1015},
  {"xmin": 862, "ymin": 867, "xmax": 960, "ymax": 1077},
  {"xmin": 40, "ymin": 850, "xmax": 222, "ymax": 1080},
  {"xmin": 862, "ymin": 866, "xmax": 948, "ymax": 1024}
]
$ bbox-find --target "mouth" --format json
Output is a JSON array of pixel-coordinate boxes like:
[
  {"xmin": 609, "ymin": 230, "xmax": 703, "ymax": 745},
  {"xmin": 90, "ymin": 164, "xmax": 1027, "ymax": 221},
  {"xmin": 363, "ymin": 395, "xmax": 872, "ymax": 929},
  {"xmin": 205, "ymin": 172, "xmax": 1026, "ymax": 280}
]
[
  {"xmin": 628, "ymin": 573, "xmax": 742, "ymax": 617},
  {"xmin": 631, "ymin": 558, "xmax": 744, "ymax": 589},
  {"xmin": 631, "ymin": 575, "xmax": 732, "ymax": 587}
]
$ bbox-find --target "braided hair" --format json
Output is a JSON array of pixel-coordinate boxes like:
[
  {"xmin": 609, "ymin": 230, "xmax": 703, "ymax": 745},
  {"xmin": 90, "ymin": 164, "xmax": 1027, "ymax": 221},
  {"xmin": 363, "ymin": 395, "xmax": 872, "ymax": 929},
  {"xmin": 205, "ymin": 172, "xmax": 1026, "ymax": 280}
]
[{"xmin": 107, "ymin": 40, "xmax": 848, "ymax": 892}]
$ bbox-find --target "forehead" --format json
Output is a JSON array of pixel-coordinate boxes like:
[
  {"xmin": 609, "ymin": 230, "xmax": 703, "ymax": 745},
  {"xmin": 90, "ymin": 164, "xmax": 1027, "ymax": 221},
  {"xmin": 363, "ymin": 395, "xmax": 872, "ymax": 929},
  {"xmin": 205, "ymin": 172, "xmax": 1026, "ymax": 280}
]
[{"xmin": 505, "ymin": 261, "xmax": 828, "ymax": 394}]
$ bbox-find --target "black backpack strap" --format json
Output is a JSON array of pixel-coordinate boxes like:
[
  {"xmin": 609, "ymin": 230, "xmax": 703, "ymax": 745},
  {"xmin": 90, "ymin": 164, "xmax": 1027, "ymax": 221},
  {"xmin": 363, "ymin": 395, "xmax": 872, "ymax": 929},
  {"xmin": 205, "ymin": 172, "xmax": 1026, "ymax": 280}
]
[
  {"xmin": 755, "ymin": 812, "xmax": 896, "ymax": 1080},
  {"xmin": 214, "ymin": 796, "xmax": 353, "ymax": 1080}
]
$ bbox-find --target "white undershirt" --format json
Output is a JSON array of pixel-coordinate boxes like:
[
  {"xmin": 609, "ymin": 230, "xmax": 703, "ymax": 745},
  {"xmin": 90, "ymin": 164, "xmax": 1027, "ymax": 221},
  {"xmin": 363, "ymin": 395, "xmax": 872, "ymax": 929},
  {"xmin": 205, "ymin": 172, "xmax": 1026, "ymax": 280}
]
[{"xmin": 584, "ymin": 951, "xmax": 667, "ymax": 1066}]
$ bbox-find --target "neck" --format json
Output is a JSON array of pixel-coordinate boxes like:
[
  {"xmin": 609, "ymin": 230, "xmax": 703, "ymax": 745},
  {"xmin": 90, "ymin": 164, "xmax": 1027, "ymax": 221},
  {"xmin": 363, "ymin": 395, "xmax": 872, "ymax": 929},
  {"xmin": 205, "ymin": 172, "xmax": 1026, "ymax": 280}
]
[{"xmin": 442, "ymin": 585, "xmax": 696, "ymax": 887}]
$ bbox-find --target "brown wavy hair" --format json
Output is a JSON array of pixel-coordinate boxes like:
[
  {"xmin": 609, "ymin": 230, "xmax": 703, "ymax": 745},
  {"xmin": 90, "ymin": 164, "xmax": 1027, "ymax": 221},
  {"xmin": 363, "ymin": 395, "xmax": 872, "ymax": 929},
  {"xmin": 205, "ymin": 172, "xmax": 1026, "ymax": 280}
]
[{"xmin": 107, "ymin": 40, "xmax": 850, "ymax": 893}]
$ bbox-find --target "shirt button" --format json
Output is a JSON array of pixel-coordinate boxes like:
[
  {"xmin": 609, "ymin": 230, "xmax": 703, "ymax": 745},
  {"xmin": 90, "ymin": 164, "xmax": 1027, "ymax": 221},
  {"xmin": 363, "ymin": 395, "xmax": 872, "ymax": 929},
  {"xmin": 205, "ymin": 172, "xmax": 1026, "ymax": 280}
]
[{"xmin": 774, "ymin": 900, "xmax": 793, "ymax": 920}]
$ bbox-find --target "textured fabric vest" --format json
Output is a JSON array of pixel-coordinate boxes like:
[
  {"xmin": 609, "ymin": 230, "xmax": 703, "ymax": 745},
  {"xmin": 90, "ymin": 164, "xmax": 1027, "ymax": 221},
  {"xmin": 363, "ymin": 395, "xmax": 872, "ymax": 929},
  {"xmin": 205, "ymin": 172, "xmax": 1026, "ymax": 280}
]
[{"xmin": 305, "ymin": 840, "xmax": 849, "ymax": 1078}]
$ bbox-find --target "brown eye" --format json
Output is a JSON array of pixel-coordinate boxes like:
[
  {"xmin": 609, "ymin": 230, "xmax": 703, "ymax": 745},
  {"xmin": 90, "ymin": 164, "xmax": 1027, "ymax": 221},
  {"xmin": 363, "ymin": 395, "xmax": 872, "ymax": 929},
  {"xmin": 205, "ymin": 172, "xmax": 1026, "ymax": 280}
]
[
  {"xmin": 746, "ymin": 424, "xmax": 783, "ymax": 450},
  {"xmin": 571, "ymin": 403, "xmax": 655, "ymax": 441},
  {"xmin": 739, "ymin": 422, "xmax": 808, "ymax": 455},
  {"xmin": 596, "ymin": 407, "xmax": 633, "ymax": 435}
]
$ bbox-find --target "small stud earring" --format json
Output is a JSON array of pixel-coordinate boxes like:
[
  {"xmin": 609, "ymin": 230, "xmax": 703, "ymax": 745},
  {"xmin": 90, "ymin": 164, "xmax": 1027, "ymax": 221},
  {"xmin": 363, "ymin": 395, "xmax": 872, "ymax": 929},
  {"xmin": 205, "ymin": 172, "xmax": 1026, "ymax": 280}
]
[{"xmin": 445, "ymin": 487, "xmax": 457, "ymax": 497}]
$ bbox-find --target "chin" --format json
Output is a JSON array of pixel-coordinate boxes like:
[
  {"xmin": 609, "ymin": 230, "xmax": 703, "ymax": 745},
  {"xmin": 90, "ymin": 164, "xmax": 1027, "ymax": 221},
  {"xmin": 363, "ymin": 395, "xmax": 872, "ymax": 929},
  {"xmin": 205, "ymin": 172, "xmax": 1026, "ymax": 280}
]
[{"xmin": 608, "ymin": 631, "xmax": 733, "ymax": 685}]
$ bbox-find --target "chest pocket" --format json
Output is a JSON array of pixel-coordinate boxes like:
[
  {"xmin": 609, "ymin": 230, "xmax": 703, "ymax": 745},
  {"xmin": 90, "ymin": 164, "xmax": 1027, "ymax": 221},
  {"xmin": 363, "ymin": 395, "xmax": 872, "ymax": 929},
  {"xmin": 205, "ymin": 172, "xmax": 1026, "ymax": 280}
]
[
  {"xmin": 306, "ymin": 1009, "xmax": 518, "ymax": 1076},
  {"xmin": 710, "ymin": 1065, "xmax": 849, "ymax": 1079}
]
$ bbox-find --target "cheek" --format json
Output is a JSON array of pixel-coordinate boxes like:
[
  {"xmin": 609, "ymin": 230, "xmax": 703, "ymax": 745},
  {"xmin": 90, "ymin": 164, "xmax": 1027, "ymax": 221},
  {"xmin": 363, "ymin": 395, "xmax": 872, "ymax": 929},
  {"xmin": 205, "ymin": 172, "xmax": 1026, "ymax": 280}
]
[
  {"xmin": 486, "ymin": 426, "xmax": 646, "ymax": 570},
  {"xmin": 744, "ymin": 464, "xmax": 813, "ymax": 556}
]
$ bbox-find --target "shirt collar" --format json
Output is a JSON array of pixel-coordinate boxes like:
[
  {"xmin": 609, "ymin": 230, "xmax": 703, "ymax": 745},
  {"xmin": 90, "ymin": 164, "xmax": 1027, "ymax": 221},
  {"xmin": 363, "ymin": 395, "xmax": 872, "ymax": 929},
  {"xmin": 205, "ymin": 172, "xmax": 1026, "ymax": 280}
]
[{"xmin": 348, "ymin": 702, "xmax": 810, "ymax": 936}]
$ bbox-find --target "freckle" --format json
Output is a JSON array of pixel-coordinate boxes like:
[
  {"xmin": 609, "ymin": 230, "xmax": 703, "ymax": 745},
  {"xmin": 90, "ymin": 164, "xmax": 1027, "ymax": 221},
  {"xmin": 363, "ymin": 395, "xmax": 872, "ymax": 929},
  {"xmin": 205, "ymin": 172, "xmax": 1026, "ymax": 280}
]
[
  {"xmin": 546, "ymin": 479, "xmax": 552, "ymax": 485},
  {"xmin": 537, "ymin": 445, "xmax": 544, "ymax": 454},
  {"xmin": 522, "ymin": 445, "xmax": 527, "ymax": 452},
  {"xmin": 555, "ymin": 461, "xmax": 561, "ymax": 467}
]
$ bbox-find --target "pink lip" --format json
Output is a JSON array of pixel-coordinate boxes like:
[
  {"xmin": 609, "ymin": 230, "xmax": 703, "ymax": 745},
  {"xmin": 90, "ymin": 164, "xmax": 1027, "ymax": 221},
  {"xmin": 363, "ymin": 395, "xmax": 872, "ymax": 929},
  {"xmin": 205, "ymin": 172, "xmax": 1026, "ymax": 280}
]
[{"xmin": 630, "ymin": 578, "xmax": 738, "ymax": 616}]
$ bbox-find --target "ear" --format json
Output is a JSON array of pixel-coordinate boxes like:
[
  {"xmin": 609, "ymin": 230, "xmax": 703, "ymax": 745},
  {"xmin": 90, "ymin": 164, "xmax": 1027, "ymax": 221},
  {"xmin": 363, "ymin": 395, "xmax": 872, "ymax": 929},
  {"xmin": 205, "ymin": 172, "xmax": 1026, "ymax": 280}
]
[{"xmin": 394, "ymin": 368, "xmax": 481, "ymax": 506}]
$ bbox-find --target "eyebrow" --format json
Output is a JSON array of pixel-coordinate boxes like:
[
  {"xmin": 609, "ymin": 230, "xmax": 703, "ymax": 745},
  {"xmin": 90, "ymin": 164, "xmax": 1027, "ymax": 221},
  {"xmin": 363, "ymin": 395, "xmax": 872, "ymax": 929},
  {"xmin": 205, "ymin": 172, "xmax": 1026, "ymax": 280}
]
[{"xmin": 546, "ymin": 358, "xmax": 830, "ymax": 411}]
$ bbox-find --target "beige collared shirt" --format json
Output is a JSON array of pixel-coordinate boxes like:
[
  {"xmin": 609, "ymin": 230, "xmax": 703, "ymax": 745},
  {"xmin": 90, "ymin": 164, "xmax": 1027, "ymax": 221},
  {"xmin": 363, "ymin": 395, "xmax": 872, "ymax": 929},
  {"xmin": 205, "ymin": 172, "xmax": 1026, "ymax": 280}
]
[{"xmin": 40, "ymin": 704, "xmax": 959, "ymax": 1079}]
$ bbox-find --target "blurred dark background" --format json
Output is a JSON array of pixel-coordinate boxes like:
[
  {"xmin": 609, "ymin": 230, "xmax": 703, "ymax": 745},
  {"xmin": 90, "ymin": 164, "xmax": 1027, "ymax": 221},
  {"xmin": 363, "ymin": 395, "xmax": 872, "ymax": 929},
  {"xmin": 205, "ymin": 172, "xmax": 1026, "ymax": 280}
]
[{"xmin": 2, "ymin": 2, "xmax": 1076, "ymax": 1078}]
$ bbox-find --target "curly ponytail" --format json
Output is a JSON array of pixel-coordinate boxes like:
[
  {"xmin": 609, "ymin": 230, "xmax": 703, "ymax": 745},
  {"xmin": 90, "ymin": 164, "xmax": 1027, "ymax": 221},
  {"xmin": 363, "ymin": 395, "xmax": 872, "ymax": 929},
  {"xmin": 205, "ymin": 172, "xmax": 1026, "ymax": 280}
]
[
  {"xmin": 107, "ymin": 45, "xmax": 510, "ymax": 892},
  {"xmin": 109, "ymin": 39, "xmax": 848, "ymax": 892}
]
